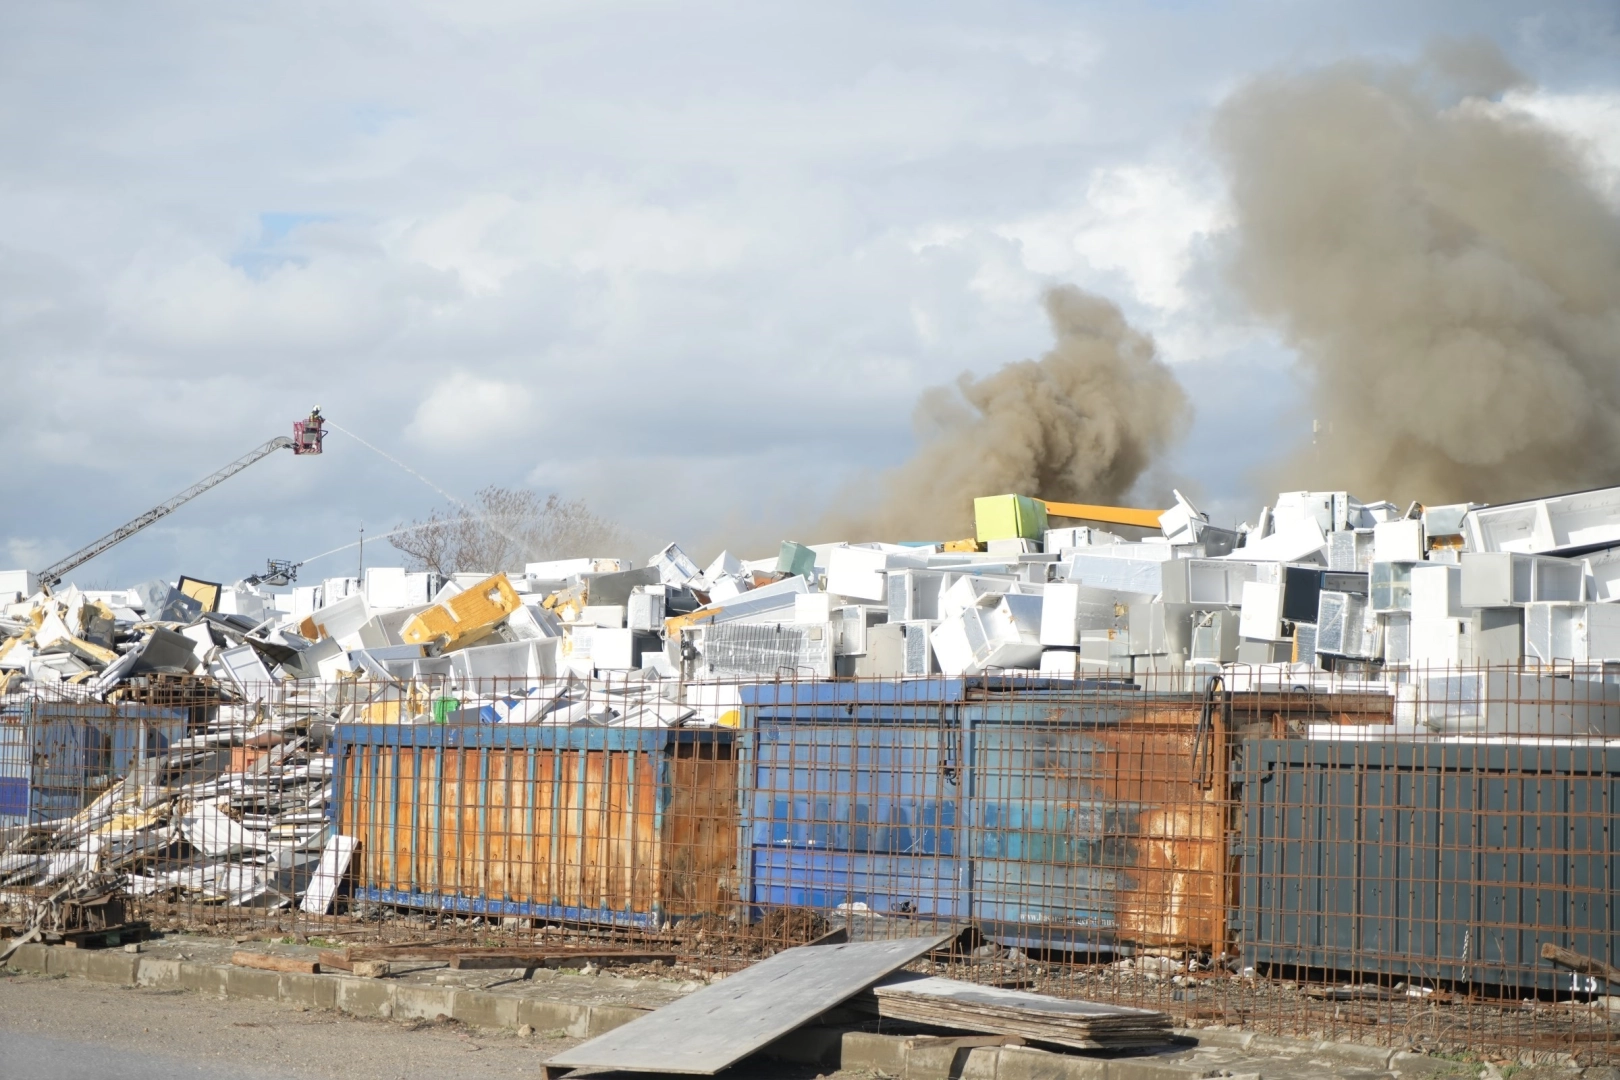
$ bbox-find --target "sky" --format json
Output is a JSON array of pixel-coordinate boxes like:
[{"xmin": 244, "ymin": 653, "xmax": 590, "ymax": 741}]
[{"xmin": 2, "ymin": 1, "xmax": 1618, "ymax": 588}]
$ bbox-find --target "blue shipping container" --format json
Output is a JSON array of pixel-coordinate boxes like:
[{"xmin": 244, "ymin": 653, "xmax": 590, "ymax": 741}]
[
  {"xmin": 742, "ymin": 679, "xmax": 968, "ymax": 920},
  {"xmin": 0, "ymin": 701, "xmax": 187, "ymax": 827}
]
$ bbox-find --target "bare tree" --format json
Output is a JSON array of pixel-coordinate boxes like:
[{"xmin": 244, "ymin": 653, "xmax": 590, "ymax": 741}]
[{"xmin": 390, "ymin": 486, "xmax": 627, "ymax": 576}]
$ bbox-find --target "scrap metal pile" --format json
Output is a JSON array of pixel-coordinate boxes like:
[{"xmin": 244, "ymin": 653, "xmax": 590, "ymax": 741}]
[
  {"xmin": 8, "ymin": 482, "xmax": 1620, "ymax": 733},
  {"xmin": 0, "ymin": 702, "xmax": 336, "ymax": 909}
]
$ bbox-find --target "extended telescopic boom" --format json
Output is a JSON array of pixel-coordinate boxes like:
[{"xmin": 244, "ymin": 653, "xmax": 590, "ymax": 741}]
[{"xmin": 35, "ymin": 408, "xmax": 326, "ymax": 587}]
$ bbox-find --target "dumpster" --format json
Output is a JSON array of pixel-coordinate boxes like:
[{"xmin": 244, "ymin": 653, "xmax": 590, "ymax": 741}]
[
  {"xmin": 964, "ymin": 690, "xmax": 1228, "ymax": 951},
  {"xmin": 742, "ymin": 680, "xmax": 968, "ymax": 921},
  {"xmin": 334, "ymin": 722, "xmax": 737, "ymax": 927},
  {"xmin": 1240, "ymin": 737, "xmax": 1620, "ymax": 991},
  {"xmin": 0, "ymin": 699, "xmax": 187, "ymax": 828}
]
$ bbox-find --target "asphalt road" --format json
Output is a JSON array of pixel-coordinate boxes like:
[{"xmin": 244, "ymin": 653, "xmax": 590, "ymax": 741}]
[
  {"xmin": 0, "ymin": 968, "xmax": 844, "ymax": 1080},
  {"xmin": 7, "ymin": 1030, "xmax": 312, "ymax": 1080},
  {"xmin": 0, "ymin": 969, "xmax": 564, "ymax": 1080}
]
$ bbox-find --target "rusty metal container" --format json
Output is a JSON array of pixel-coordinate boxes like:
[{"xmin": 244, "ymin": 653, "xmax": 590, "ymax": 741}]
[
  {"xmin": 333, "ymin": 723, "xmax": 737, "ymax": 928},
  {"xmin": 962, "ymin": 689, "xmax": 1229, "ymax": 952}
]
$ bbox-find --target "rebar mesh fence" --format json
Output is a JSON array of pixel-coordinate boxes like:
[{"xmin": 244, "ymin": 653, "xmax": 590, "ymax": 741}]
[{"xmin": 7, "ymin": 666, "xmax": 1620, "ymax": 1064}]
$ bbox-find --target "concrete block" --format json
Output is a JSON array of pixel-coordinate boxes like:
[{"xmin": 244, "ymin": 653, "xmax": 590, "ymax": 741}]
[
  {"xmin": 49, "ymin": 947, "xmax": 137, "ymax": 983},
  {"xmin": 82, "ymin": 950, "xmax": 140, "ymax": 984},
  {"xmin": 583, "ymin": 1004, "xmax": 647, "ymax": 1037},
  {"xmin": 900, "ymin": 1041, "xmax": 957, "ymax": 1080},
  {"xmin": 958, "ymin": 1047, "xmax": 1002, "ymax": 1080},
  {"xmin": 44, "ymin": 946, "xmax": 88, "ymax": 977},
  {"xmin": 515, "ymin": 997, "xmax": 582, "ymax": 1033},
  {"xmin": 1313, "ymin": 1041, "xmax": 1395, "ymax": 1069},
  {"xmin": 134, "ymin": 957, "xmax": 183, "ymax": 988},
  {"xmin": 177, "ymin": 961, "xmax": 229, "ymax": 998},
  {"xmin": 995, "ymin": 1046, "xmax": 1109, "ymax": 1080},
  {"xmin": 225, "ymin": 965, "xmax": 282, "ymax": 1001},
  {"xmin": 1177, "ymin": 1027, "xmax": 1254, "ymax": 1049},
  {"xmin": 1103, "ymin": 1058, "xmax": 1223, "ymax": 1080},
  {"xmin": 1247, "ymin": 1033, "xmax": 1315, "ymax": 1056},
  {"xmin": 279, "ymin": 971, "xmax": 339, "ymax": 1011},
  {"xmin": 1388, "ymin": 1051, "xmax": 1479, "ymax": 1078},
  {"xmin": 761, "ymin": 1025, "xmax": 848, "ymax": 1066},
  {"xmin": 450, "ymin": 989, "xmax": 520, "ymax": 1030},
  {"xmin": 392, "ymin": 982, "xmax": 455, "ymax": 1021},
  {"xmin": 4, "ymin": 943, "xmax": 48, "ymax": 973},
  {"xmin": 336, "ymin": 975, "xmax": 397, "ymax": 1018},
  {"xmin": 900, "ymin": 1042, "xmax": 1017, "ymax": 1080},
  {"xmin": 841, "ymin": 1032, "xmax": 911, "ymax": 1076}
]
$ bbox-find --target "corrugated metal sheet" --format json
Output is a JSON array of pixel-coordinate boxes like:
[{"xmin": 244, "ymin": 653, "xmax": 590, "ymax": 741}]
[
  {"xmin": 333, "ymin": 723, "xmax": 737, "ymax": 928},
  {"xmin": 1240, "ymin": 738, "xmax": 1620, "ymax": 991}
]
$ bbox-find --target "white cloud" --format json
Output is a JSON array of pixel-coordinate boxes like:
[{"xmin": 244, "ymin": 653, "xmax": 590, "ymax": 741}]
[
  {"xmin": 0, "ymin": 3, "xmax": 1613, "ymax": 584},
  {"xmin": 993, "ymin": 164, "xmax": 1225, "ymax": 312},
  {"xmin": 405, "ymin": 372, "xmax": 533, "ymax": 445},
  {"xmin": 391, "ymin": 189, "xmax": 751, "ymax": 294}
]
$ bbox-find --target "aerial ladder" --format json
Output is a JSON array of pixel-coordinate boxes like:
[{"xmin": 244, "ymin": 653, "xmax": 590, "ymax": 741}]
[{"xmin": 35, "ymin": 409, "xmax": 326, "ymax": 588}]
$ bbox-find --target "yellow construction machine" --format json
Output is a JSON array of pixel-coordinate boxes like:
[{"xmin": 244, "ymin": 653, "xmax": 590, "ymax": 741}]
[{"xmin": 1039, "ymin": 500, "xmax": 1165, "ymax": 530}]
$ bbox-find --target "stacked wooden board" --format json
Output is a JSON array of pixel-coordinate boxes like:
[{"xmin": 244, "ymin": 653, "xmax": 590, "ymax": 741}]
[{"xmin": 865, "ymin": 973, "xmax": 1172, "ymax": 1049}]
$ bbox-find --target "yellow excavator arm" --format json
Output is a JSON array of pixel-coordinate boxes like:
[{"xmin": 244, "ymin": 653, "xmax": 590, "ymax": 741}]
[{"xmin": 1040, "ymin": 500, "xmax": 1166, "ymax": 530}]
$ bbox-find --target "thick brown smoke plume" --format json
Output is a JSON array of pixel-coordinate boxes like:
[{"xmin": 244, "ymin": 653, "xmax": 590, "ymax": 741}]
[
  {"xmin": 822, "ymin": 285, "xmax": 1188, "ymax": 542},
  {"xmin": 1213, "ymin": 43, "xmax": 1620, "ymax": 504}
]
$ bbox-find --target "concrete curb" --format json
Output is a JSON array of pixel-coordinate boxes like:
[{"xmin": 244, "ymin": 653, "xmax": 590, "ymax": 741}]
[
  {"xmin": 8, "ymin": 945, "xmax": 1493, "ymax": 1080},
  {"xmin": 840, "ymin": 1033, "xmax": 1212, "ymax": 1080},
  {"xmin": 3, "ymin": 943, "xmax": 647, "ymax": 1040}
]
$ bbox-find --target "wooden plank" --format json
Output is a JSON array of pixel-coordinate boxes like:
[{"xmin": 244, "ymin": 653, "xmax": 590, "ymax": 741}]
[
  {"xmin": 1543, "ymin": 942, "xmax": 1620, "ymax": 984},
  {"xmin": 231, "ymin": 951, "xmax": 319, "ymax": 975},
  {"xmin": 543, "ymin": 933, "xmax": 953, "ymax": 1076},
  {"xmin": 866, "ymin": 974, "xmax": 1171, "ymax": 1050}
]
